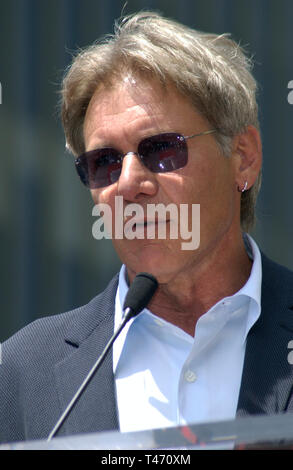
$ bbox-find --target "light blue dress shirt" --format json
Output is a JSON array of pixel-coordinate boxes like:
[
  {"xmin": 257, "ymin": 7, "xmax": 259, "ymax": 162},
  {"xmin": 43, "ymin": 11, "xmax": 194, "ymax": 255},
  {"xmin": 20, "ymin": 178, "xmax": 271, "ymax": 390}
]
[{"xmin": 113, "ymin": 234, "xmax": 262, "ymax": 433}]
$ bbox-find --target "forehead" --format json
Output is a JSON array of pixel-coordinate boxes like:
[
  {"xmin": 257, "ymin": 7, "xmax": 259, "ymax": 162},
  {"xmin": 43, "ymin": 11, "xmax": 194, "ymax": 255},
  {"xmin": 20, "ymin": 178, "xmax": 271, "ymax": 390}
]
[
  {"xmin": 83, "ymin": 79, "xmax": 208, "ymax": 146},
  {"xmin": 84, "ymin": 79, "xmax": 168, "ymax": 131}
]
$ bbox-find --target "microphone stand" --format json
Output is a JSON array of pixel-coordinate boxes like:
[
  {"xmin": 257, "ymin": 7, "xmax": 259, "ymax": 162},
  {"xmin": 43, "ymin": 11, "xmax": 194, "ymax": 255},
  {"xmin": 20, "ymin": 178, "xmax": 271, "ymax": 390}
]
[{"xmin": 47, "ymin": 308, "xmax": 133, "ymax": 442}]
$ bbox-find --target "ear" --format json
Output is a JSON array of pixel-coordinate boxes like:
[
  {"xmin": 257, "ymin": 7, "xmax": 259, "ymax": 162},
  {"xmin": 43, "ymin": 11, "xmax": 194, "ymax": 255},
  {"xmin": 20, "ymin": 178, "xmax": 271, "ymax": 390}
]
[{"xmin": 232, "ymin": 125, "xmax": 262, "ymax": 191}]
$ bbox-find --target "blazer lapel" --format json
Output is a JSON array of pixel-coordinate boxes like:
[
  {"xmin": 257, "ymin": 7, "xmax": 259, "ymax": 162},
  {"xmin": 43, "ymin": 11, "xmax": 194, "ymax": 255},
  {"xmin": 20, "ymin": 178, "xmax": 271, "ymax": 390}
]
[
  {"xmin": 237, "ymin": 254, "xmax": 293, "ymax": 416},
  {"xmin": 53, "ymin": 275, "xmax": 120, "ymax": 438}
]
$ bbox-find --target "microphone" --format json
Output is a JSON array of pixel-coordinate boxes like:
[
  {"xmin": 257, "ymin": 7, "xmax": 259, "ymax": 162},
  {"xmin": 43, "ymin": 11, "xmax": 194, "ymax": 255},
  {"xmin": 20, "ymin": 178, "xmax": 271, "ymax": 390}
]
[
  {"xmin": 123, "ymin": 272, "xmax": 159, "ymax": 321},
  {"xmin": 47, "ymin": 272, "xmax": 158, "ymax": 441}
]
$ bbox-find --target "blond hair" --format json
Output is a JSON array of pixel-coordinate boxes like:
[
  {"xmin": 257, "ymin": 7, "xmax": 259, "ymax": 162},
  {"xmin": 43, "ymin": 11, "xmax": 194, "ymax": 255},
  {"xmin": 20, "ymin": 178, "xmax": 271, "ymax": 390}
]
[{"xmin": 61, "ymin": 11, "xmax": 261, "ymax": 231}]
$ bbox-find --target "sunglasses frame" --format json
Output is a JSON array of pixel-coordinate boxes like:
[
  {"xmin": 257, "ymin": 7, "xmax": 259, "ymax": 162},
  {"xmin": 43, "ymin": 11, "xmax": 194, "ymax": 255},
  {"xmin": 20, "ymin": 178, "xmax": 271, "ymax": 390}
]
[{"xmin": 75, "ymin": 129, "xmax": 218, "ymax": 189}]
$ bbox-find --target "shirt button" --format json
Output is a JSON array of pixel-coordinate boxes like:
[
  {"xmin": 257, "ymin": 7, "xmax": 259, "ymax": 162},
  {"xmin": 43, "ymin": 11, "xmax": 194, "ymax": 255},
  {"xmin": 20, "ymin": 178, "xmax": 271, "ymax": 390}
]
[{"xmin": 184, "ymin": 370, "xmax": 197, "ymax": 383}]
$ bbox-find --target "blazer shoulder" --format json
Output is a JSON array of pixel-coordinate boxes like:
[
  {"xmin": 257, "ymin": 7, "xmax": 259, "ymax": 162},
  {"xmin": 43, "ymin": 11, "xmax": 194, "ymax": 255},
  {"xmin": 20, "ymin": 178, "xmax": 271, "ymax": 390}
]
[
  {"xmin": 1, "ymin": 273, "xmax": 119, "ymax": 368},
  {"xmin": 0, "ymin": 273, "xmax": 119, "ymax": 444},
  {"xmin": 261, "ymin": 253, "xmax": 293, "ymax": 325},
  {"xmin": 261, "ymin": 252, "xmax": 293, "ymax": 290}
]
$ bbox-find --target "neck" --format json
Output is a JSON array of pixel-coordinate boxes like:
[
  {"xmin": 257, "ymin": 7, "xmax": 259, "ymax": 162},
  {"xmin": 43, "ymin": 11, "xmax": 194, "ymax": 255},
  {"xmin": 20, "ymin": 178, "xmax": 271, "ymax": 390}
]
[{"xmin": 131, "ymin": 231, "xmax": 253, "ymax": 336}]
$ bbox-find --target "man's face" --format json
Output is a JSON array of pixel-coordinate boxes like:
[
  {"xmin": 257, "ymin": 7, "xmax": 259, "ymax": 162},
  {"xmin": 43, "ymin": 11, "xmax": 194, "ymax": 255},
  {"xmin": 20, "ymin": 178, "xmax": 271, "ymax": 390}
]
[{"xmin": 83, "ymin": 79, "xmax": 241, "ymax": 284}]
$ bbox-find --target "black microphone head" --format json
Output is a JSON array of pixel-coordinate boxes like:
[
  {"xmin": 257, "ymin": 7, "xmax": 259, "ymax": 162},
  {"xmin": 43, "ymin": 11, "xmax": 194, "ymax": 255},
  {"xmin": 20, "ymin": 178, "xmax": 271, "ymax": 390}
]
[{"xmin": 123, "ymin": 272, "xmax": 158, "ymax": 318}]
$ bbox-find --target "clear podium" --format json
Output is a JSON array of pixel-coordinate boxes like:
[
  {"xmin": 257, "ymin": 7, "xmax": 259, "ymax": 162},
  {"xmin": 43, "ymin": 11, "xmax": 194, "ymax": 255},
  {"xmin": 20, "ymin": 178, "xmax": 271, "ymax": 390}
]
[{"xmin": 1, "ymin": 412, "xmax": 293, "ymax": 450}]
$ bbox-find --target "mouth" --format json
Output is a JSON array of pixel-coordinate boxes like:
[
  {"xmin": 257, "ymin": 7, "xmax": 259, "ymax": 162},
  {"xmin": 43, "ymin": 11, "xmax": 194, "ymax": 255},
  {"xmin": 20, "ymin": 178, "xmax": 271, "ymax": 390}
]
[
  {"xmin": 123, "ymin": 218, "xmax": 171, "ymax": 237},
  {"xmin": 126, "ymin": 218, "xmax": 170, "ymax": 226}
]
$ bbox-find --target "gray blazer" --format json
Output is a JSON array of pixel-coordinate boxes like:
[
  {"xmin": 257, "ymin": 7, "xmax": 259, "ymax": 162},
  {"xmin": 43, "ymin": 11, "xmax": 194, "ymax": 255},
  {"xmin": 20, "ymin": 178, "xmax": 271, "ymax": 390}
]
[{"xmin": 1, "ymin": 253, "xmax": 293, "ymax": 444}]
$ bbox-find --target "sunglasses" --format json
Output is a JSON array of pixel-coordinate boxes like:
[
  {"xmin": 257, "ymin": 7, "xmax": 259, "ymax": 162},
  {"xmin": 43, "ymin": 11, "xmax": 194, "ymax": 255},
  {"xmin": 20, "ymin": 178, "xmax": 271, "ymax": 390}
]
[{"xmin": 75, "ymin": 129, "xmax": 217, "ymax": 189}]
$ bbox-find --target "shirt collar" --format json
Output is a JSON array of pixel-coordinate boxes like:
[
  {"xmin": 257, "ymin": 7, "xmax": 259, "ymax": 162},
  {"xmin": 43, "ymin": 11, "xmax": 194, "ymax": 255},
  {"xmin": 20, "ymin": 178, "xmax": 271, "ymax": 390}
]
[
  {"xmin": 237, "ymin": 233, "xmax": 262, "ymax": 339},
  {"xmin": 239, "ymin": 233, "xmax": 262, "ymax": 306},
  {"xmin": 113, "ymin": 233, "xmax": 262, "ymax": 370}
]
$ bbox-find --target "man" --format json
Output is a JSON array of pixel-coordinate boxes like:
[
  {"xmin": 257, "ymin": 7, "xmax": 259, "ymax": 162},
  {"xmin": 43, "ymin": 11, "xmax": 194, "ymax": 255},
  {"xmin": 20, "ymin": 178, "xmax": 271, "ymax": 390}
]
[{"xmin": 1, "ymin": 11, "xmax": 293, "ymax": 444}]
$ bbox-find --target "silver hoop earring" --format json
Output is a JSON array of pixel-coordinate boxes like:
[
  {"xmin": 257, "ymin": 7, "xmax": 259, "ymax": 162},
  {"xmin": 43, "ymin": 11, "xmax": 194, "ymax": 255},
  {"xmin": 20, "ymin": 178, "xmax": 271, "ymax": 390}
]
[{"xmin": 238, "ymin": 181, "xmax": 248, "ymax": 193}]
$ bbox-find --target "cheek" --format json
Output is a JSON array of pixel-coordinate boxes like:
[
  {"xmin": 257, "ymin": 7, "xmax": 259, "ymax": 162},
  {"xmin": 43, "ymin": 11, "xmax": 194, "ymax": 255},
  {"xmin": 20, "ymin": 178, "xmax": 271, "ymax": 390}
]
[
  {"xmin": 174, "ymin": 160, "xmax": 237, "ymax": 232},
  {"xmin": 92, "ymin": 187, "xmax": 123, "ymax": 239},
  {"xmin": 189, "ymin": 154, "xmax": 234, "ymax": 198},
  {"xmin": 90, "ymin": 187, "xmax": 116, "ymax": 206}
]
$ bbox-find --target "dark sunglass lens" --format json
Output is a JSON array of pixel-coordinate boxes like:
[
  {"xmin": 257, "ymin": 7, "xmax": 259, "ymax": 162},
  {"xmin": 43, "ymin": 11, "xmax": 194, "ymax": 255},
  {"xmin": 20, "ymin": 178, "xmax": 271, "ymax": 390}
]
[
  {"xmin": 138, "ymin": 133, "xmax": 188, "ymax": 173},
  {"xmin": 75, "ymin": 149, "xmax": 122, "ymax": 188}
]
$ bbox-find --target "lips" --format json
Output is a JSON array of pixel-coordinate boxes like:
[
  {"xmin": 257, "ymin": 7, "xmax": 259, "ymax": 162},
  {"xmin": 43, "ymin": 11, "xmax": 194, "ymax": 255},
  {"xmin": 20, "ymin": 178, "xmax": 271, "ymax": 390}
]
[
  {"xmin": 123, "ymin": 218, "xmax": 171, "ymax": 237},
  {"xmin": 124, "ymin": 218, "xmax": 170, "ymax": 227},
  {"xmin": 123, "ymin": 214, "xmax": 170, "ymax": 224}
]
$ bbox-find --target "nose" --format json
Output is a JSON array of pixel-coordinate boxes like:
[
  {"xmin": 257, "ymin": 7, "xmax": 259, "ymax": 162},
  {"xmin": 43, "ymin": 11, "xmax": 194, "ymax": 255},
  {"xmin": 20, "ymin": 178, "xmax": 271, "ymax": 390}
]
[{"xmin": 117, "ymin": 152, "xmax": 158, "ymax": 202}]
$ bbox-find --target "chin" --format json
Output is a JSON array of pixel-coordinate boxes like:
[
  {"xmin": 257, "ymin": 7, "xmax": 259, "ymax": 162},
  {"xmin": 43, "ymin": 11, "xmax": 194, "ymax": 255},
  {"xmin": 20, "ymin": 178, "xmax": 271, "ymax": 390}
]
[{"xmin": 125, "ymin": 247, "xmax": 182, "ymax": 284}]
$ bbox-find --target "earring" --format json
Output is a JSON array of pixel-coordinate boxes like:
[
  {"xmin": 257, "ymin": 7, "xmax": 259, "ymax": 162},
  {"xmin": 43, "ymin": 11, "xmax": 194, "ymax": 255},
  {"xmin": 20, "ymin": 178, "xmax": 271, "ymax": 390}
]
[{"xmin": 238, "ymin": 181, "xmax": 248, "ymax": 193}]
